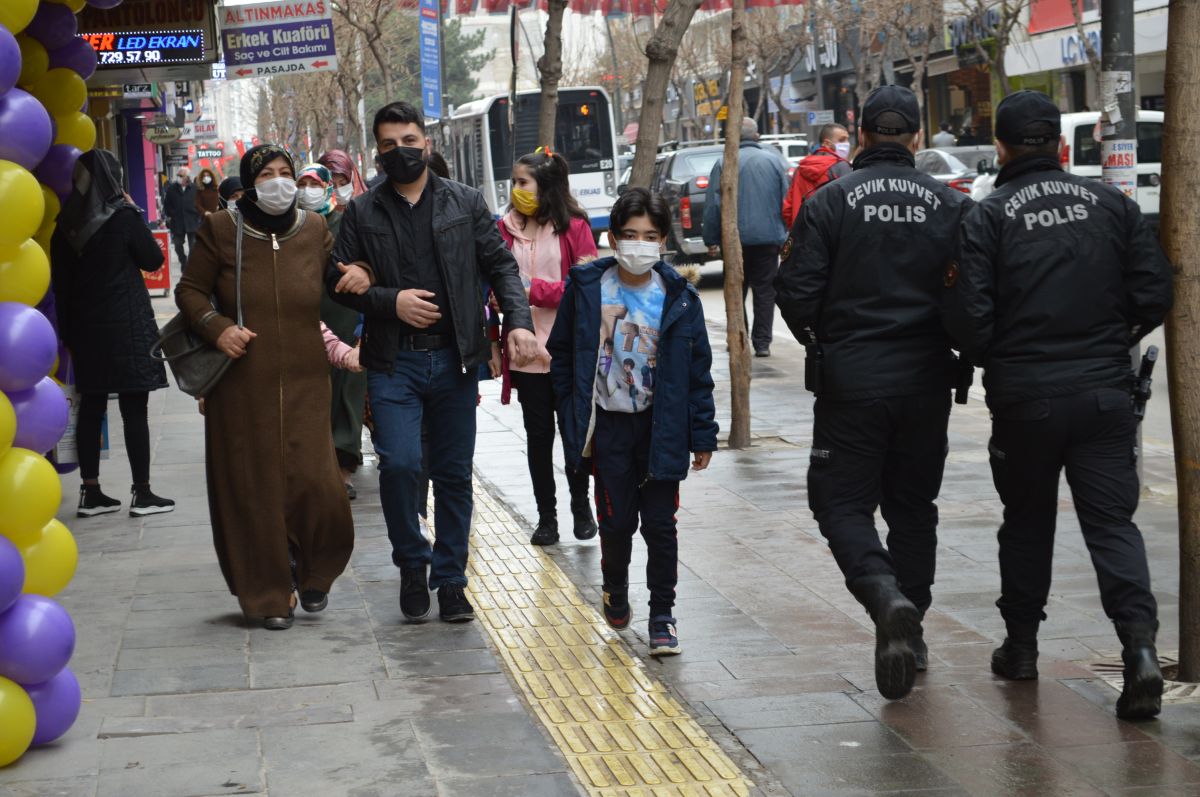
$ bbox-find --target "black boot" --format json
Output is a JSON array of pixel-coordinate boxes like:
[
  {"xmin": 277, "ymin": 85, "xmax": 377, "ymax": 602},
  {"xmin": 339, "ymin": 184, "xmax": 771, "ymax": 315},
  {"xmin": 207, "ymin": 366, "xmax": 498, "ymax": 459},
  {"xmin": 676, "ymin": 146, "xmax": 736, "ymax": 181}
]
[
  {"xmin": 849, "ymin": 575, "xmax": 921, "ymax": 700},
  {"xmin": 911, "ymin": 623, "xmax": 928, "ymax": 673},
  {"xmin": 1115, "ymin": 620, "xmax": 1163, "ymax": 721},
  {"xmin": 991, "ymin": 621, "xmax": 1039, "ymax": 680},
  {"xmin": 571, "ymin": 500, "xmax": 598, "ymax": 540},
  {"xmin": 529, "ymin": 517, "xmax": 559, "ymax": 546}
]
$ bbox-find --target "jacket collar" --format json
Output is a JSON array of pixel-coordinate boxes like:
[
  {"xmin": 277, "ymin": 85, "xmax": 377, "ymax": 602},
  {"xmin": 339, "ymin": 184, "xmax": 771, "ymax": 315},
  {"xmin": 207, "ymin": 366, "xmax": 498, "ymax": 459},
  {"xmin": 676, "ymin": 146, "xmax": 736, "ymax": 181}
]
[
  {"xmin": 852, "ymin": 143, "xmax": 916, "ymax": 170},
  {"xmin": 369, "ymin": 170, "xmax": 442, "ymax": 208},
  {"xmin": 574, "ymin": 256, "xmax": 691, "ymax": 295},
  {"xmin": 994, "ymin": 153, "xmax": 1062, "ymax": 188}
]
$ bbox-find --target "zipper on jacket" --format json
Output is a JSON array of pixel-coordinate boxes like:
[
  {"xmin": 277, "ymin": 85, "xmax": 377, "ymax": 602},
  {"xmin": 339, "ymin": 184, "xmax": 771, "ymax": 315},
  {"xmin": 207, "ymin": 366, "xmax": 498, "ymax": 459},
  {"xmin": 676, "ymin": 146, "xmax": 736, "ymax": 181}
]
[
  {"xmin": 271, "ymin": 234, "xmax": 279, "ymax": 251},
  {"xmin": 272, "ymin": 244, "xmax": 285, "ymax": 483}
]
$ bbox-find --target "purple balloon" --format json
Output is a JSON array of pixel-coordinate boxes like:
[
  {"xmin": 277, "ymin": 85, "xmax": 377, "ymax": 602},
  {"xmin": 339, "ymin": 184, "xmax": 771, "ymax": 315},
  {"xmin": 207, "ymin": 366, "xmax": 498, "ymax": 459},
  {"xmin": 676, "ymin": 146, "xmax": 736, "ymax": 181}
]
[
  {"xmin": 25, "ymin": 5, "xmax": 77, "ymax": 51},
  {"xmin": 27, "ymin": 667, "xmax": 81, "ymax": 745},
  {"xmin": 9, "ymin": 377, "xmax": 68, "ymax": 453},
  {"xmin": 87, "ymin": 0, "xmax": 125, "ymax": 8},
  {"xmin": 0, "ymin": 595, "xmax": 75, "ymax": 685},
  {"xmin": 33, "ymin": 143, "xmax": 81, "ymax": 199},
  {"xmin": 0, "ymin": 302, "xmax": 58, "ymax": 393},
  {"xmin": 0, "ymin": 25, "xmax": 19, "ymax": 96},
  {"xmin": 48, "ymin": 38, "xmax": 98, "ymax": 82},
  {"xmin": 0, "ymin": 536, "xmax": 23, "ymax": 615},
  {"xmin": 0, "ymin": 88, "xmax": 54, "ymax": 171}
]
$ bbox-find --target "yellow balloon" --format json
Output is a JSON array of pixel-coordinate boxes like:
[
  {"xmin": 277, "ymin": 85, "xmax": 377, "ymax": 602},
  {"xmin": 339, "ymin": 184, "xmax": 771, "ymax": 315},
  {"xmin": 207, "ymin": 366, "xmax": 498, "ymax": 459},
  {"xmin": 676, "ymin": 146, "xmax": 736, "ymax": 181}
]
[
  {"xmin": 0, "ymin": 448, "xmax": 62, "ymax": 541},
  {"xmin": 0, "ymin": 240, "xmax": 50, "ymax": 307},
  {"xmin": 31, "ymin": 69, "xmax": 87, "ymax": 118},
  {"xmin": 41, "ymin": 187, "xmax": 60, "ymax": 230},
  {"xmin": 16, "ymin": 36, "xmax": 47, "ymax": 90},
  {"xmin": 19, "ymin": 519, "xmax": 77, "ymax": 597},
  {"xmin": 0, "ymin": 162, "xmax": 45, "ymax": 247},
  {"xmin": 0, "ymin": 677, "xmax": 35, "ymax": 767},
  {"xmin": 54, "ymin": 112, "xmax": 96, "ymax": 153},
  {"xmin": 0, "ymin": 393, "xmax": 14, "ymax": 458},
  {"xmin": 0, "ymin": 0, "xmax": 38, "ymax": 37}
]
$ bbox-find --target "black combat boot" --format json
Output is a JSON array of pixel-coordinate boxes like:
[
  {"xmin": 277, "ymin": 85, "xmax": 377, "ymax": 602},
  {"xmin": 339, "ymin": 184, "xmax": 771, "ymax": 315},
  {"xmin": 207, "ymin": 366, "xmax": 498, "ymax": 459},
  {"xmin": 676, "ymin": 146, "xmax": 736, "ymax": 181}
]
[
  {"xmin": 991, "ymin": 621, "xmax": 1039, "ymax": 680},
  {"xmin": 849, "ymin": 575, "xmax": 921, "ymax": 700},
  {"xmin": 911, "ymin": 619, "xmax": 928, "ymax": 673},
  {"xmin": 1114, "ymin": 620, "xmax": 1163, "ymax": 721}
]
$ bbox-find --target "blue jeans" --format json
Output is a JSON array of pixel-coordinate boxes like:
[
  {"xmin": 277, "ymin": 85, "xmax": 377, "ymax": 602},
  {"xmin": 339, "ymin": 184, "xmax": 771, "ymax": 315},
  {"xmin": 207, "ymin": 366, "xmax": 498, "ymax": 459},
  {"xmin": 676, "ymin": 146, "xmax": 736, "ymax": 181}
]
[{"xmin": 368, "ymin": 349, "xmax": 477, "ymax": 589}]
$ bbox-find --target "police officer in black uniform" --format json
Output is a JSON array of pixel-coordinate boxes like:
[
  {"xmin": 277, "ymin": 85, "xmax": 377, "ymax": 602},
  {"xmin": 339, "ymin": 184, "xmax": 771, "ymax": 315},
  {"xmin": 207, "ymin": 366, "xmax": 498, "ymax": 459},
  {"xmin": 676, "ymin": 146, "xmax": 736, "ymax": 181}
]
[
  {"xmin": 946, "ymin": 90, "xmax": 1172, "ymax": 720},
  {"xmin": 775, "ymin": 86, "xmax": 971, "ymax": 700}
]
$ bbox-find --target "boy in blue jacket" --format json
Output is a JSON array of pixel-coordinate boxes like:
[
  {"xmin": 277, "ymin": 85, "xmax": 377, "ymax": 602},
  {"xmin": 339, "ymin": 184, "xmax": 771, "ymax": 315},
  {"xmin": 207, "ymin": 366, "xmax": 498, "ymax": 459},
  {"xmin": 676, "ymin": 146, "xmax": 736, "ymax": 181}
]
[{"xmin": 548, "ymin": 188, "xmax": 719, "ymax": 656}]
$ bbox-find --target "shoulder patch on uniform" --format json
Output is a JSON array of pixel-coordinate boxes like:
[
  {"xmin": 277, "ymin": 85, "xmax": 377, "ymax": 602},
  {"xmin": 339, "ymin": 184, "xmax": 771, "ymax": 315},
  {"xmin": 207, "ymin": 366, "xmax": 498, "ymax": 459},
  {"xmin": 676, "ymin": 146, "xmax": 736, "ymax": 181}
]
[
  {"xmin": 780, "ymin": 236, "xmax": 793, "ymax": 261},
  {"xmin": 944, "ymin": 261, "xmax": 959, "ymax": 288}
]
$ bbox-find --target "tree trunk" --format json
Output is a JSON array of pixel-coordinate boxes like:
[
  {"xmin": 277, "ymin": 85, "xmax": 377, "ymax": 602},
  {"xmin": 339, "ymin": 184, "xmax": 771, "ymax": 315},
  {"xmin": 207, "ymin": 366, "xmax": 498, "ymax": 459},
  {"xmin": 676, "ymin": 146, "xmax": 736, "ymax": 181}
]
[
  {"xmin": 629, "ymin": 0, "xmax": 704, "ymax": 187},
  {"xmin": 722, "ymin": 0, "xmax": 752, "ymax": 449},
  {"xmin": 1163, "ymin": 0, "xmax": 1200, "ymax": 682},
  {"xmin": 537, "ymin": 0, "xmax": 569, "ymax": 148}
]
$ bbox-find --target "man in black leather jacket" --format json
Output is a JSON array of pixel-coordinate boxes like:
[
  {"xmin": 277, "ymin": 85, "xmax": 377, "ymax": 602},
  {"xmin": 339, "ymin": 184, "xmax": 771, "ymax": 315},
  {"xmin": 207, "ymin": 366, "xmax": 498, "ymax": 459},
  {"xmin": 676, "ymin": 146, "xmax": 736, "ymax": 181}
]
[
  {"xmin": 945, "ymin": 90, "xmax": 1172, "ymax": 720},
  {"xmin": 775, "ymin": 86, "xmax": 971, "ymax": 701},
  {"xmin": 328, "ymin": 101, "xmax": 538, "ymax": 626}
]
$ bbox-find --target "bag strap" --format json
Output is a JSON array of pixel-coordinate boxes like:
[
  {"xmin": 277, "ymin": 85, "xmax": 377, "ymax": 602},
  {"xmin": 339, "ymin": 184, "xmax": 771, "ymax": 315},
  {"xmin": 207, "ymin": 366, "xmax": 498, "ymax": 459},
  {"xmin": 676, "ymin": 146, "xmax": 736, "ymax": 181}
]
[{"xmin": 233, "ymin": 209, "xmax": 244, "ymax": 328}]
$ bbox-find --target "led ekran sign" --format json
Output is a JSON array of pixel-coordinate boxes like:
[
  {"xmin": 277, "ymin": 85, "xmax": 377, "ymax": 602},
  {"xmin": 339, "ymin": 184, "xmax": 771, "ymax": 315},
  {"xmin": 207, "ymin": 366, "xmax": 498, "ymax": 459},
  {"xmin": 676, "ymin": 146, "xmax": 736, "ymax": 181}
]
[{"xmin": 80, "ymin": 30, "xmax": 206, "ymax": 67}]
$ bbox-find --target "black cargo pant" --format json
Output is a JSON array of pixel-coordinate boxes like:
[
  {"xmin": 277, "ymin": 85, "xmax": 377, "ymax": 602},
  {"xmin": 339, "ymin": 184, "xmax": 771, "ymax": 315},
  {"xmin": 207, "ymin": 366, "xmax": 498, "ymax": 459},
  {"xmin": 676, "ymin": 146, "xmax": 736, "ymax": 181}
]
[
  {"xmin": 741, "ymin": 244, "xmax": 780, "ymax": 353},
  {"xmin": 511, "ymin": 371, "xmax": 590, "ymax": 522},
  {"xmin": 988, "ymin": 388, "xmax": 1156, "ymax": 628},
  {"xmin": 808, "ymin": 391, "xmax": 952, "ymax": 613}
]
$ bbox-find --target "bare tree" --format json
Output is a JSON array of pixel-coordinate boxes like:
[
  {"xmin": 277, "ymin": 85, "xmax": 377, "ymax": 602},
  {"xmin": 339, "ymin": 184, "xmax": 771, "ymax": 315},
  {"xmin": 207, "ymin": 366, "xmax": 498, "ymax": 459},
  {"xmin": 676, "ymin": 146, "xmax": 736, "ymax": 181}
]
[
  {"xmin": 331, "ymin": 0, "xmax": 397, "ymax": 100},
  {"xmin": 949, "ymin": 0, "xmax": 1031, "ymax": 97},
  {"xmin": 1162, "ymin": 0, "xmax": 1200, "ymax": 682},
  {"xmin": 721, "ymin": 0, "xmax": 752, "ymax": 449},
  {"xmin": 883, "ymin": 0, "xmax": 942, "ymax": 134},
  {"xmin": 629, "ymin": 0, "xmax": 706, "ymax": 187},
  {"xmin": 814, "ymin": 0, "xmax": 888, "ymax": 114},
  {"xmin": 537, "ymin": 0, "xmax": 570, "ymax": 148},
  {"xmin": 744, "ymin": 7, "xmax": 807, "ymax": 130},
  {"xmin": 1069, "ymin": 0, "xmax": 1101, "ymax": 86}
]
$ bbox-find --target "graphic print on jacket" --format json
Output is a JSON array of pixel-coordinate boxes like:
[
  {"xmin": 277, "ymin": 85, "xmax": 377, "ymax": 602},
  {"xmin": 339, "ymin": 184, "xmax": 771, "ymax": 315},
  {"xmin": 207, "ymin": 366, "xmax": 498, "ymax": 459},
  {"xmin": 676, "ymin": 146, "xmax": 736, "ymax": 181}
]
[{"xmin": 594, "ymin": 267, "xmax": 666, "ymax": 414}]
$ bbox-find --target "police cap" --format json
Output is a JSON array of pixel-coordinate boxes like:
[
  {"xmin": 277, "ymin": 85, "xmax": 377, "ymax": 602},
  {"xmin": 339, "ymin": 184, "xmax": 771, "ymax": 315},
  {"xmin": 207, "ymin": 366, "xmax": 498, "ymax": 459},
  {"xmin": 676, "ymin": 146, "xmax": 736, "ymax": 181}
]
[
  {"xmin": 860, "ymin": 86, "xmax": 921, "ymax": 135},
  {"xmin": 995, "ymin": 90, "xmax": 1061, "ymax": 146}
]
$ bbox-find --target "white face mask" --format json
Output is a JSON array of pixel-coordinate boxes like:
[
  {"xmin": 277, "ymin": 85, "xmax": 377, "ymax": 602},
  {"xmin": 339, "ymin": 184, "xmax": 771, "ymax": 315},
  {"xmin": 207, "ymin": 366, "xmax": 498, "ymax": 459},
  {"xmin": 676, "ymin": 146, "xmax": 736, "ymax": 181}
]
[
  {"xmin": 297, "ymin": 186, "xmax": 327, "ymax": 211},
  {"xmin": 834, "ymin": 142, "xmax": 851, "ymax": 159},
  {"xmin": 254, "ymin": 176, "xmax": 297, "ymax": 215},
  {"xmin": 335, "ymin": 183, "xmax": 354, "ymax": 204},
  {"xmin": 615, "ymin": 240, "xmax": 660, "ymax": 276}
]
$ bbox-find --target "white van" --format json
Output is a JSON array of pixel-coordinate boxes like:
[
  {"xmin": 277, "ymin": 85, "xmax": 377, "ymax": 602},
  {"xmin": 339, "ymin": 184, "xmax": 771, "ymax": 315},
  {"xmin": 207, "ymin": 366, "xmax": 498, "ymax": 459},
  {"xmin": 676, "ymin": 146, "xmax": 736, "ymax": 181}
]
[{"xmin": 1060, "ymin": 110, "xmax": 1163, "ymax": 221}]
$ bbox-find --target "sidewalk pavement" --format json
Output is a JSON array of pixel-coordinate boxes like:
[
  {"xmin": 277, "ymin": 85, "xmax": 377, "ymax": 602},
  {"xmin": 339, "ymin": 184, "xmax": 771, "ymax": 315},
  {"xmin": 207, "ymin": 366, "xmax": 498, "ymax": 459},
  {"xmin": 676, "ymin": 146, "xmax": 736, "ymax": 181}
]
[
  {"xmin": 471, "ymin": 280, "xmax": 1200, "ymax": 796},
  {"xmin": 1, "ymin": 287, "xmax": 1196, "ymax": 797}
]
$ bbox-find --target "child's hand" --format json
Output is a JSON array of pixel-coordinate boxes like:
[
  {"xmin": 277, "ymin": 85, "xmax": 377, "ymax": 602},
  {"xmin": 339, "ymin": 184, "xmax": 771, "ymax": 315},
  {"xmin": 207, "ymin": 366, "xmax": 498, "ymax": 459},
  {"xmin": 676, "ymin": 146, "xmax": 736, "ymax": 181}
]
[
  {"xmin": 343, "ymin": 347, "xmax": 364, "ymax": 373},
  {"xmin": 691, "ymin": 451, "xmax": 712, "ymax": 471}
]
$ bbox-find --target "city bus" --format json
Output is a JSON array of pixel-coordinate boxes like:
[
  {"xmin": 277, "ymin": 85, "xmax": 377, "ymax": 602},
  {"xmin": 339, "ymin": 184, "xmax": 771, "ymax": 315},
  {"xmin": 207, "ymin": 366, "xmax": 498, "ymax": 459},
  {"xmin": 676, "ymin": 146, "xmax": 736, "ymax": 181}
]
[{"xmin": 439, "ymin": 87, "xmax": 620, "ymax": 235}]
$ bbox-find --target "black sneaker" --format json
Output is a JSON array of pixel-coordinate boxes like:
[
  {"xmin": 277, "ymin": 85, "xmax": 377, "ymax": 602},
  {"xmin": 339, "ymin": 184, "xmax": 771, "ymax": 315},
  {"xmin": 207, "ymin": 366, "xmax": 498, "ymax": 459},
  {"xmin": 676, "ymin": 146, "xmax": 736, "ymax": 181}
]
[
  {"xmin": 991, "ymin": 638, "xmax": 1039, "ymax": 680},
  {"xmin": 400, "ymin": 566, "xmax": 431, "ymax": 622},
  {"xmin": 77, "ymin": 485, "xmax": 121, "ymax": 517},
  {"xmin": 602, "ymin": 587, "xmax": 631, "ymax": 630},
  {"xmin": 912, "ymin": 627, "xmax": 928, "ymax": 673},
  {"xmin": 754, "ymin": 347, "xmax": 771, "ymax": 358},
  {"xmin": 572, "ymin": 507, "xmax": 598, "ymax": 540},
  {"xmin": 530, "ymin": 519, "xmax": 559, "ymax": 546},
  {"xmin": 437, "ymin": 585, "xmax": 475, "ymax": 623},
  {"xmin": 648, "ymin": 615, "xmax": 681, "ymax": 656},
  {"xmin": 129, "ymin": 486, "xmax": 175, "ymax": 517},
  {"xmin": 300, "ymin": 589, "xmax": 328, "ymax": 613}
]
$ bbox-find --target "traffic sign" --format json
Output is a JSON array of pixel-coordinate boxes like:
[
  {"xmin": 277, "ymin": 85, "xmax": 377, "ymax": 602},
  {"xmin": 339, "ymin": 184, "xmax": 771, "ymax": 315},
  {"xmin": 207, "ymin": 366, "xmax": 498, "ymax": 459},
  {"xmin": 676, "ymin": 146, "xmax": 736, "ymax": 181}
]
[
  {"xmin": 419, "ymin": 0, "xmax": 442, "ymax": 119},
  {"xmin": 220, "ymin": 1, "xmax": 338, "ymax": 80},
  {"xmin": 807, "ymin": 110, "xmax": 836, "ymax": 125}
]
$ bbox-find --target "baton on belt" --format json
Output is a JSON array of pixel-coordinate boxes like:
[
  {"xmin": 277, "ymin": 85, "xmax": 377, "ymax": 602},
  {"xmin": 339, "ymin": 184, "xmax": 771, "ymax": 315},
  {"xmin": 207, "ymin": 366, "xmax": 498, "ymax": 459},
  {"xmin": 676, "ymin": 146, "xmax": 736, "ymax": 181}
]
[{"xmin": 1132, "ymin": 345, "xmax": 1158, "ymax": 422}]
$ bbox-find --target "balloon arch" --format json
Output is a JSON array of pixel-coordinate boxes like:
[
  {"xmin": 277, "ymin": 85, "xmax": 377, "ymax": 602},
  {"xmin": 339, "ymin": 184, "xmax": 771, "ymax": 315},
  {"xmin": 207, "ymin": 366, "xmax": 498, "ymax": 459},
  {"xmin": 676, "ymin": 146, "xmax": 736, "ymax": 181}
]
[{"xmin": 0, "ymin": 0, "xmax": 125, "ymax": 769}]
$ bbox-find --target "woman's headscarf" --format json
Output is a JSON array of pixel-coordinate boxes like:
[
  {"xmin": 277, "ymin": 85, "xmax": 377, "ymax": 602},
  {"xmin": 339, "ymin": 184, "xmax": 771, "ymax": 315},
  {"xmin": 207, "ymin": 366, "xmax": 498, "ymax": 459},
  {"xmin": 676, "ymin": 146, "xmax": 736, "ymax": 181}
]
[
  {"xmin": 57, "ymin": 149, "xmax": 134, "ymax": 255},
  {"xmin": 297, "ymin": 163, "xmax": 334, "ymax": 215},
  {"xmin": 317, "ymin": 149, "xmax": 367, "ymax": 198},
  {"xmin": 218, "ymin": 176, "xmax": 242, "ymax": 209},
  {"xmin": 236, "ymin": 144, "xmax": 297, "ymax": 234}
]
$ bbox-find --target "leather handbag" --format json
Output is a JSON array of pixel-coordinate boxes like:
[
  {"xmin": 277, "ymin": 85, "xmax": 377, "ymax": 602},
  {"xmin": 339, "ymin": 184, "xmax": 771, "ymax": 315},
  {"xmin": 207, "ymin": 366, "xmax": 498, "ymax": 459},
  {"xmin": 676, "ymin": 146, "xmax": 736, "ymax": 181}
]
[{"xmin": 150, "ymin": 211, "xmax": 244, "ymax": 398}]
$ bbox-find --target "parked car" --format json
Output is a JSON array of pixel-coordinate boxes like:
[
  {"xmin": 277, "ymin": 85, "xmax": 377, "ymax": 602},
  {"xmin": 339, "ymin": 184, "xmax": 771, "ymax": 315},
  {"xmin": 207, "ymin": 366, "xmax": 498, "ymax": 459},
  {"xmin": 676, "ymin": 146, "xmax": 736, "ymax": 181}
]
[
  {"xmin": 648, "ymin": 145, "xmax": 725, "ymax": 264},
  {"xmin": 1060, "ymin": 110, "xmax": 1163, "ymax": 226},
  {"xmin": 760, "ymin": 134, "xmax": 810, "ymax": 177},
  {"xmin": 915, "ymin": 146, "xmax": 994, "ymax": 193}
]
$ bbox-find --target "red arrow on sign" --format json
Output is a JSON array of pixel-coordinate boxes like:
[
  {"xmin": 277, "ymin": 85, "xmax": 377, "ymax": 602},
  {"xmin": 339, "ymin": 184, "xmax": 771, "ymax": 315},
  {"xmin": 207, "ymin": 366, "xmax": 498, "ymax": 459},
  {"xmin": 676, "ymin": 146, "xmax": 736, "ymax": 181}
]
[
  {"xmin": 236, "ymin": 68, "xmax": 253, "ymax": 76},
  {"xmin": 311, "ymin": 60, "xmax": 329, "ymax": 68}
]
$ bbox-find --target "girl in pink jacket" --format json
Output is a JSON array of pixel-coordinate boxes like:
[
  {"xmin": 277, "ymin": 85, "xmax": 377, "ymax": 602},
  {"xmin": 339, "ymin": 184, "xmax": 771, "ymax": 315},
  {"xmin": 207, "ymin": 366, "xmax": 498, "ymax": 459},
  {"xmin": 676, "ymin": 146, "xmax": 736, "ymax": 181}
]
[{"xmin": 498, "ymin": 148, "xmax": 598, "ymax": 547}]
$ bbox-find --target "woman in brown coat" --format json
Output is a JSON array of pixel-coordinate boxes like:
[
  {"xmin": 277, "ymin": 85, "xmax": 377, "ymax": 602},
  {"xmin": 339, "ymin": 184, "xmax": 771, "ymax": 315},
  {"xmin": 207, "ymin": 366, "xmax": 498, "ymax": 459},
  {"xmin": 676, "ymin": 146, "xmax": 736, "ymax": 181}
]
[
  {"xmin": 195, "ymin": 168, "xmax": 221, "ymax": 217},
  {"xmin": 176, "ymin": 145, "xmax": 354, "ymax": 630}
]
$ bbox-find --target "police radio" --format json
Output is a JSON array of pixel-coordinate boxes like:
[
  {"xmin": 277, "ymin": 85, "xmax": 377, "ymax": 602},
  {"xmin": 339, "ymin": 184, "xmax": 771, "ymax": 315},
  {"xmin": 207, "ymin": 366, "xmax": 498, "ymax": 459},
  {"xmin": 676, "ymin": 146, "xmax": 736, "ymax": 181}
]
[{"xmin": 1132, "ymin": 346, "xmax": 1158, "ymax": 422}]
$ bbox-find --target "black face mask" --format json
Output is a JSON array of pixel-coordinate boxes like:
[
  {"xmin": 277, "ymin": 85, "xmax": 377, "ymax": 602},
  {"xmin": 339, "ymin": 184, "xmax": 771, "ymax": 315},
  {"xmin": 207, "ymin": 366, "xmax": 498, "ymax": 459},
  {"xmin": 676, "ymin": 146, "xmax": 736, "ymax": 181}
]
[{"xmin": 380, "ymin": 146, "xmax": 428, "ymax": 185}]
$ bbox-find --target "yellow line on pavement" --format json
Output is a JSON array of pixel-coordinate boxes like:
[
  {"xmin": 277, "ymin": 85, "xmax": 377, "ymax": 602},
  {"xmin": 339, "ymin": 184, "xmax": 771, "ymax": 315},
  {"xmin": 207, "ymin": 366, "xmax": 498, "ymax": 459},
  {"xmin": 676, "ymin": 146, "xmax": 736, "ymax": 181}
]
[{"xmin": 465, "ymin": 483, "xmax": 753, "ymax": 797}]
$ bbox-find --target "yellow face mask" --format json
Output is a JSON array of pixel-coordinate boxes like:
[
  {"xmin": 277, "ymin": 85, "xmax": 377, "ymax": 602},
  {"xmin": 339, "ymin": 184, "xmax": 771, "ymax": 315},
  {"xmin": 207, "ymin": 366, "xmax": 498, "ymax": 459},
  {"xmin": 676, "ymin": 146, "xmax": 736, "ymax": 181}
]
[{"xmin": 511, "ymin": 187, "xmax": 539, "ymax": 216}]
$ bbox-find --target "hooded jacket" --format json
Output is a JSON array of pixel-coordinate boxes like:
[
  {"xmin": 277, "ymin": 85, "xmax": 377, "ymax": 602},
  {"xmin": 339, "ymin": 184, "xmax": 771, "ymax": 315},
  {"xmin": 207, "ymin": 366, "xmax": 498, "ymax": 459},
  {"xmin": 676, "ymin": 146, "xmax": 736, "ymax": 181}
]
[
  {"xmin": 945, "ymin": 155, "xmax": 1173, "ymax": 405},
  {"xmin": 782, "ymin": 146, "xmax": 852, "ymax": 228},
  {"xmin": 547, "ymin": 259, "xmax": 718, "ymax": 482}
]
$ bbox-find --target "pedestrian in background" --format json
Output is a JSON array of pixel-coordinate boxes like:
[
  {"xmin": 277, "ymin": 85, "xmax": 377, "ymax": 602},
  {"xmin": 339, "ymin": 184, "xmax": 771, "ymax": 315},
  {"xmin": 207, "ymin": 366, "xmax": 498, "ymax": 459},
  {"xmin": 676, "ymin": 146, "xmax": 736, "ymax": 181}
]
[
  {"xmin": 775, "ymin": 86, "xmax": 971, "ymax": 700},
  {"xmin": 218, "ymin": 176, "xmax": 243, "ymax": 210},
  {"xmin": 701, "ymin": 117, "xmax": 790, "ymax": 358},
  {"xmin": 932, "ymin": 122, "xmax": 957, "ymax": 147},
  {"xmin": 945, "ymin": 90, "xmax": 1173, "ymax": 720},
  {"xmin": 177, "ymin": 145, "xmax": 354, "ymax": 631},
  {"xmin": 498, "ymin": 147, "xmax": 598, "ymax": 547},
  {"xmin": 782, "ymin": 123, "xmax": 852, "ymax": 228},
  {"xmin": 548, "ymin": 187, "xmax": 718, "ymax": 657},
  {"xmin": 327, "ymin": 102, "xmax": 538, "ymax": 625},
  {"xmin": 162, "ymin": 166, "xmax": 200, "ymax": 270},
  {"xmin": 195, "ymin": 168, "xmax": 220, "ymax": 219},
  {"xmin": 51, "ymin": 149, "xmax": 176, "ymax": 518}
]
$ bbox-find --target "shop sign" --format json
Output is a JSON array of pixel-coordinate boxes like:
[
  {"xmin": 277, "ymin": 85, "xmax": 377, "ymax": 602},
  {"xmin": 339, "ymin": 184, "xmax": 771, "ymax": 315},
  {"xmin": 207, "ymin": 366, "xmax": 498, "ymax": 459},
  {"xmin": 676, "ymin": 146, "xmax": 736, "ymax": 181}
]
[
  {"xmin": 193, "ymin": 118, "xmax": 218, "ymax": 141},
  {"xmin": 1061, "ymin": 30, "xmax": 1101, "ymax": 64},
  {"xmin": 123, "ymin": 82, "xmax": 153, "ymax": 98},
  {"xmin": 146, "ymin": 122, "xmax": 181, "ymax": 145},
  {"xmin": 220, "ymin": 1, "xmax": 338, "ymax": 80},
  {"xmin": 803, "ymin": 25, "xmax": 839, "ymax": 72},
  {"xmin": 196, "ymin": 147, "xmax": 223, "ymax": 159},
  {"xmin": 949, "ymin": 8, "xmax": 1000, "ymax": 50},
  {"xmin": 80, "ymin": 30, "xmax": 207, "ymax": 68}
]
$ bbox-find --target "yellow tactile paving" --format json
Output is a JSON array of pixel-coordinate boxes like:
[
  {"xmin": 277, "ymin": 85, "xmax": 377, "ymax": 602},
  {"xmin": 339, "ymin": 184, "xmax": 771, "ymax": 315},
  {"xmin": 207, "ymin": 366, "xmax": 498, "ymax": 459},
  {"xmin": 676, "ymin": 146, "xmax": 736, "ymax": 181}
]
[{"xmin": 459, "ymin": 484, "xmax": 755, "ymax": 797}]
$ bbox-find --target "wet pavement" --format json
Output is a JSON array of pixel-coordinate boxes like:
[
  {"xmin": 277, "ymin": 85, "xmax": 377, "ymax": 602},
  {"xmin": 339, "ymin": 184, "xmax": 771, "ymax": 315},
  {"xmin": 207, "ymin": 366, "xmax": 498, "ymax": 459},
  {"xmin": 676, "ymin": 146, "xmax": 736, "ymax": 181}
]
[{"xmin": 0, "ymin": 282, "xmax": 1196, "ymax": 796}]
